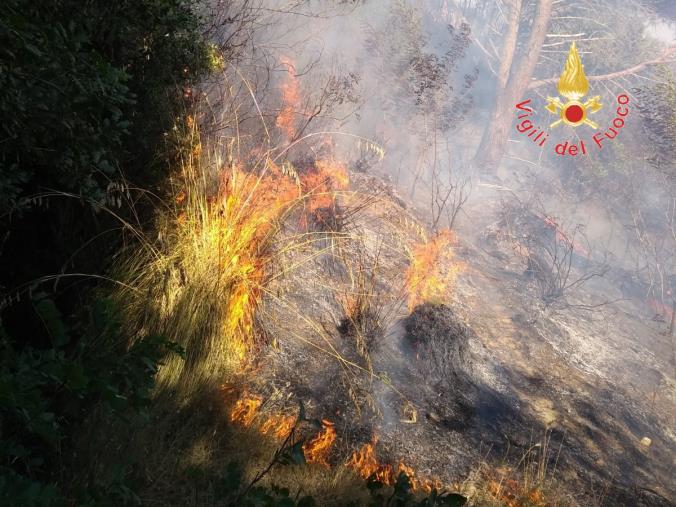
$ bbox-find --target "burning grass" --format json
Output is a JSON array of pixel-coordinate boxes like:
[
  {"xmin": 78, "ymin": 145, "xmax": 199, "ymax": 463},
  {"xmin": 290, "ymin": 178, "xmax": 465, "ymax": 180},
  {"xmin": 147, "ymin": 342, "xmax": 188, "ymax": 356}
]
[
  {"xmin": 348, "ymin": 438, "xmax": 443, "ymax": 493},
  {"xmin": 302, "ymin": 420, "xmax": 337, "ymax": 467},
  {"xmin": 112, "ymin": 105, "xmax": 359, "ymax": 397},
  {"xmin": 226, "ymin": 394, "xmax": 452, "ymax": 495},
  {"xmin": 467, "ymin": 433, "xmax": 572, "ymax": 507},
  {"xmin": 112, "ymin": 120, "xmax": 307, "ymax": 395},
  {"xmin": 406, "ymin": 229, "xmax": 462, "ymax": 310}
]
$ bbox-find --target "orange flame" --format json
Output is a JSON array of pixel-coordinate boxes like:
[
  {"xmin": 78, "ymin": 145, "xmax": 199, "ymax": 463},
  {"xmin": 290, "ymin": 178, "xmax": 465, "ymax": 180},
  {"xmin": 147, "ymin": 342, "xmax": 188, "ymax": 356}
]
[
  {"xmin": 260, "ymin": 414, "xmax": 296, "ymax": 440},
  {"xmin": 276, "ymin": 56, "xmax": 301, "ymax": 140},
  {"xmin": 229, "ymin": 392, "xmax": 296, "ymax": 440},
  {"xmin": 211, "ymin": 162, "xmax": 300, "ymax": 359},
  {"xmin": 348, "ymin": 439, "xmax": 442, "ymax": 493},
  {"xmin": 302, "ymin": 419, "xmax": 337, "ymax": 467},
  {"xmin": 406, "ymin": 229, "xmax": 460, "ymax": 310},
  {"xmin": 487, "ymin": 479, "xmax": 546, "ymax": 507},
  {"xmin": 230, "ymin": 393, "xmax": 262, "ymax": 426},
  {"xmin": 348, "ymin": 439, "xmax": 395, "ymax": 484},
  {"xmin": 303, "ymin": 158, "xmax": 350, "ymax": 213}
]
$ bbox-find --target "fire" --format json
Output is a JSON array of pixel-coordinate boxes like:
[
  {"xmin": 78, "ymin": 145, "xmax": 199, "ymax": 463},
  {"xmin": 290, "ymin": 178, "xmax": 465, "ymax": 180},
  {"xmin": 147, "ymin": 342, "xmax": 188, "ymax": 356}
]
[
  {"xmin": 303, "ymin": 158, "xmax": 350, "ymax": 213},
  {"xmin": 348, "ymin": 439, "xmax": 395, "ymax": 484},
  {"xmin": 229, "ymin": 392, "xmax": 297, "ymax": 440},
  {"xmin": 302, "ymin": 419, "xmax": 337, "ymax": 467},
  {"xmin": 406, "ymin": 229, "xmax": 460, "ymax": 310},
  {"xmin": 212, "ymin": 161, "xmax": 301, "ymax": 359},
  {"xmin": 487, "ymin": 479, "xmax": 546, "ymax": 507},
  {"xmin": 230, "ymin": 393, "xmax": 262, "ymax": 426},
  {"xmin": 229, "ymin": 395, "xmax": 338, "ymax": 466},
  {"xmin": 276, "ymin": 56, "xmax": 301, "ymax": 140},
  {"xmin": 315, "ymin": 158, "xmax": 349, "ymax": 189},
  {"xmin": 229, "ymin": 394, "xmax": 442, "ymax": 491},
  {"xmin": 348, "ymin": 439, "xmax": 442, "ymax": 493},
  {"xmin": 260, "ymin": 414, "xmax": 296, "ymax": 440}
]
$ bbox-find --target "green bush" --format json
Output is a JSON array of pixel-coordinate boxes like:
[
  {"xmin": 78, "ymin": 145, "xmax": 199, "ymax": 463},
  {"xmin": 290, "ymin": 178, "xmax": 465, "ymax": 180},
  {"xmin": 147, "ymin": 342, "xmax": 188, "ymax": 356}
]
[
  {"xmin": 0, "ymin": 295, "xmax": 184, "ymax": 505},
  {"xmin": 0, "ymin": 3, "xmax": 210, "ymax": 502},
  {"xmin": 0, "ymin": 0, "xmax": 209, "ymax": 212}
]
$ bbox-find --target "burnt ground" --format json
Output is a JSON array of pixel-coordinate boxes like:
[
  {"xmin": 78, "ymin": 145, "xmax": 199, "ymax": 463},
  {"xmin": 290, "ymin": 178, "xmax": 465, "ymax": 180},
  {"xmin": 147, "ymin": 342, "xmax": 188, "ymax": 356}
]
[{"xmin": 244, "ymin": 172, "xmax": 675, "ymax": 506}]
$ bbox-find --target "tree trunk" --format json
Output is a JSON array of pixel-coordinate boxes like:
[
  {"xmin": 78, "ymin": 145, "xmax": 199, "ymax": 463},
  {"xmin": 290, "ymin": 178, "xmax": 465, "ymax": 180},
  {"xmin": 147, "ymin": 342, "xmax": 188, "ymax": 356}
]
[
  {"xmin": 496, "ymin": 0, "xmax": 522, "ymax": 91},
  {"xmin": 473, "ymin": 0, "xmax": 553, "ymax": 174}
]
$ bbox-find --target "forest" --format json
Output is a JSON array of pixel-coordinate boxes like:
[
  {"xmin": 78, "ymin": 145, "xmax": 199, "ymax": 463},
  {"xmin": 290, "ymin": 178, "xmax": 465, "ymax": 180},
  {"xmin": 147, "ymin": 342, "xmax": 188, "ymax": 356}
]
[{"xmin": 1, "ymin": 0, "xmax": 674, "ymax": 506}]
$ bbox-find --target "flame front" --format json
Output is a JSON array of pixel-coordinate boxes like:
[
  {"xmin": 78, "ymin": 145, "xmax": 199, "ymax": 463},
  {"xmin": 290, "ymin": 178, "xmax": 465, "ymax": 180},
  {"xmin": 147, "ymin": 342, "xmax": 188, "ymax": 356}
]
[
  {"xmin": 348, "ymin": 440, "xmax": 393, "ymax": 483},
  {"xmin": 259, "ymin": 414, "xmax": 296, "ymax": 440},
  {"xmin": 302, "ymin": 419, "xmax": 337, "ymax": 467},
  {"xmin": 303, "ymin": 158, "xmax": 350, "ymax": 213},
  {"xmin": 348, "ymin": 439, "xmax": 442, "ymax": 492},
  {"xmin": 406, "ymin": 229, "xmax": 460, "ymax": 310},
  {"xmin": 229, "ymin": 394, "xmax": 442, "ymax": 490},
  {"xmin": 230, "ymin": 394, "xmax": 262, "ymax": 425},
  {"xmin": 557, "ymin": 42, "xmax": 589, "ymax": 100}
]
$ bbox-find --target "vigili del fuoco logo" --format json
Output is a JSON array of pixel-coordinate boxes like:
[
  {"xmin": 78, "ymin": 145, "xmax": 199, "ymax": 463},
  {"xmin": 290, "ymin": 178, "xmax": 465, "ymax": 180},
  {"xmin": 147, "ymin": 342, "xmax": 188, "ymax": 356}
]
[{"xmin": 514, "ymin": 42, "xmax": 630, "ymax": 157}]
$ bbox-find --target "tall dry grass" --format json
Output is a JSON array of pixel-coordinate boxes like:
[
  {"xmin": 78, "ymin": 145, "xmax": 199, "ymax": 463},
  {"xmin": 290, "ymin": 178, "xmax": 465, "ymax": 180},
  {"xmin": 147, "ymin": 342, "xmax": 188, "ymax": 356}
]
[{"xmin": 113, "ymin": 119, "xmax": 304, "ymax": 396}]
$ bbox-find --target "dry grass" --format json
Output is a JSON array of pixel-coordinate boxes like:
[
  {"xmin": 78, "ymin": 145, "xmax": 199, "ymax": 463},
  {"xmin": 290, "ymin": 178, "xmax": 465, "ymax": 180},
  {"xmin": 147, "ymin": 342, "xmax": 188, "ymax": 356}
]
[
  {"xmin": 113, "ymin": 120, "xmax": 305, "ymax": 397},
  {"xmin": 459, "ymin": 430, "xmax": 575, "ymax": 507}
]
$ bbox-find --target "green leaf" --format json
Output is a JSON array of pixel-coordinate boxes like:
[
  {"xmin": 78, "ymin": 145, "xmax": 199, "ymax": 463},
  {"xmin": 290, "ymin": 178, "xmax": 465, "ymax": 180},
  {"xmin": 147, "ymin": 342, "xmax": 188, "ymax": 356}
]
[{"xmin": 33, "ymin": 298, "xmax": 69, "ymax": 346}]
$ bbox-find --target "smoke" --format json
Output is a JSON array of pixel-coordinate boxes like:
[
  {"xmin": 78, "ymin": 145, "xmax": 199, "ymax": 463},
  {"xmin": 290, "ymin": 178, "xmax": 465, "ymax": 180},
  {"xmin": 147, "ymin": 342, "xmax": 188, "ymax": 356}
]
[
  {"xmin": 198, "ymin": 2, "xmax": 676, "ymax": 496},
  {"xmin": 202, "ymin": 0, "xmax": 675, "ymax": 321}
]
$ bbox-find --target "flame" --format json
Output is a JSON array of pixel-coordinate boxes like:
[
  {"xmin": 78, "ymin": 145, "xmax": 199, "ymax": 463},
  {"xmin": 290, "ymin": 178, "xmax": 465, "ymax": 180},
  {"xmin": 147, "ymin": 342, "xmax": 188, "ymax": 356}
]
[
  {"xmin": 557, "ymin": 42, "xmax": 589, "ymax": 100},
  {"xmin": 487, "ymin": 479, "xmax": 546, "ymax": 507},
  {"xmin": 348, "ymin": 440, "xmax": 394, "ymax": 483},
  {"xmin": 229, "ymin": 392, "xmax": 296, "ymax": 439},
  {"xmin": 406, "ymin": 229, "xmax": 460, "ymax": 310},
  {"xmin": 260, "ymin": 414, "xmax": 296, "ymax": 440},
  {"xmin": 230, "ymin": 393, "xmax": 262, "ymax": 426},
  {"xmin": 303, "ymin": 158, "xmax": 350, "ymax": 213},
  {"xmin": 485, "ymin": 469, "xmax": 548, "ymax": 507},
  {"xmin": 302, "ymin": 419, "xmax": 337, "ymax": 467},
  {"xmin": 276, "ymin": 56, "xmax": 301, "ymax": 140},
  {"xmin": 316, "ymin": 159, "xmax": 350, "ymax": 189},
  {"xmin": 212, "ymin": 162, "xmax": 300, "ymax": 359},
  {"xmin": 348, "ymin": 439, "xmax": 442, "ymax": 492}
]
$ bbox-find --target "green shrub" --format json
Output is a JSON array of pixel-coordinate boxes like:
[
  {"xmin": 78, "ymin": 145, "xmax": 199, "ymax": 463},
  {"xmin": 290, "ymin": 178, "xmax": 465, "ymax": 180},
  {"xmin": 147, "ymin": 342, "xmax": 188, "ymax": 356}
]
[
  {"xmin": 0, "ymin": 294, "xmax": 184, "ymax": 505},
  {"xmin": 0, "ymin": 0, "xmax": 209, "ymax": 212}
]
